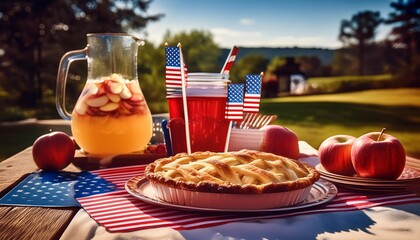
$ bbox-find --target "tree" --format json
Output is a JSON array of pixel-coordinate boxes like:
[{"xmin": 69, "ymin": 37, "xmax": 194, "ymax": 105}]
[
  {"xmin": 137, "ymin": 40, "xmax": 167, "ymax": 112},
  {"xmin": 266, "ymin": 57, "xmax": 287, "ymax": 74},
  {"xmin": 163, "ymin": 30, "xmax": 221, "ymax": 72},
  {"xmin": 137, "ymin": 30, "xmax": 222, "ymax": 113},
  {"xmin": 331, "ymin": 43, "xmax": 392, "ymax": 76},
  {"xmin": 339, "ymin": 11, "xmax": 383, "ymax": 75},
  {"xmin": 386, "ymin": 0, "xmax": 420, "ymax": 65},
  {"xmin": 295, "ymin": 56, "xmax": 322, "ymax": 77},
  {"xmin": 229, "ymin": 54, "xmax": 269, "ymax": 83},
  {"xmin": 0, "ymin": 0, "xmax": 163, "ymax": 107}
]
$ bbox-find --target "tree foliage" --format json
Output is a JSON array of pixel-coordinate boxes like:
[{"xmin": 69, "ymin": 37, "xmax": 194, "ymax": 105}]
[
  {"xmin": 385, "ymin": 0, "xmax": 420, "ymax": 85},
  {"xmin": 137, "ymin": 40, "xmax": 166, "ymax": 111},
  {"xmin": 0, "ymin": 0, "xmax": 163, "ymax": 107},
  {"xmin": 163, "ymin": 30, "xmax": 221, "ymax": 72},
  {"xmin": 1, "ymin": 0, "xmax": 418, "ymax": 118},
  {"xmin": 229, "ymin": 54, "xmax": 269, "ymax": 83},
  {"xmin": 138, "ymin": 30, "xmax": 222, "ymax": 112},
  {"xmin": 338, "ymin": 10, "xmax": 383, "ymax": 75},
  {"xmin": 295, "ymin": 56, "xmax": 323, "ymax": 77},
  {"xmin": 386, "ymin": 0, "xmax": 420, "ymax": 64},
  {"xmin": 331, "ymin": 43, "xmax": 400, "ymax": 76}
]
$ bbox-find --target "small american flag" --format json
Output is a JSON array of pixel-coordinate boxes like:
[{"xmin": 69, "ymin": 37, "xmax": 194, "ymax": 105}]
[
  {"xmin": 165, "ymin": 46, "xmax": 188, "ymax": 93},
  {"xmin": 243, "ymin": 74, "xmax": 262, "ymax": 113},
  {"xmin": 225, "ymin": 84, "xmax": 244, "ymax": 120}
]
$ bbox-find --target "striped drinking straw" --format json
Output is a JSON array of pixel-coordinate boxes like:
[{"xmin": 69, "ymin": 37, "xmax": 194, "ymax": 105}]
[{"xmin": 221, "ymin": 46, "xmax": 239, "ymax": 74}]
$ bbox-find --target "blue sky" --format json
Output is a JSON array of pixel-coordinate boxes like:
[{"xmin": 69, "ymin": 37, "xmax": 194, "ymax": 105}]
[{"xmin": 142, "ymin": 0, "xmax": 394, "ymax": 49}]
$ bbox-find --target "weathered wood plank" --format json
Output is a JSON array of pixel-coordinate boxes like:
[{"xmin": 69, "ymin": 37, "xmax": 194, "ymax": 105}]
[
  {"xmin": 0, "ymin": 148, "xmax": 79, "ymax": 240},
  {"xmin": 0, "ymin": 147, "xmax": 37, "ymax": 193},
  {"xmin": 0, "ymin": 207, "xmax": 77, "ymax": 240},
  {"xmin": 0, "ymin": 147, "xmax": 162, "ymax": 239}
]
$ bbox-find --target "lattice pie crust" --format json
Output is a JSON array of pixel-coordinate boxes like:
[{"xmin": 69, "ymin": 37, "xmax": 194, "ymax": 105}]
[{"xmin": 146, "ymin": 150, "xmax": 320, "ymax": 194}]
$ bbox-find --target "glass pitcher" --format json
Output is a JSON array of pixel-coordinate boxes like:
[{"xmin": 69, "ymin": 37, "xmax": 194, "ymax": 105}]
[{"xmin": 56, "ymin": 33, "xmax": 153, "ymax": 156}]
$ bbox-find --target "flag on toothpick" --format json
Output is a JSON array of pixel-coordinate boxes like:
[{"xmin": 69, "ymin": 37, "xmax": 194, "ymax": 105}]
[
  {"xmin": 225, "ymin": 84, "xmax": 244, "ymax": 120},
  {"xmin": 177, "ymin": 43, "xmax": 192, "ymax": 154},
  {"xmin": 165, "ymin": 46, "xmax": 188, "ymax": 93},
  {"xmin": 243, "ymin": 74, "xmax": 262, "ymax": 113}
]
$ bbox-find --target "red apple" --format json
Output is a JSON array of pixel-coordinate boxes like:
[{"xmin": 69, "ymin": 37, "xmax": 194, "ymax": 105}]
[
  {"xmin": 259, "ymin": 125, "xmax": 300, "ymax": 159},
  {"xmin": 318, "ymin": 135, "xmax": 356, "ymax": 176},
  {"xmin": 32, "ymin": 131, "xmax": 76, "ymax": 170},
  {"xmin": 351, "ymin": 128, "xmax": 406, "ymax": 179}
]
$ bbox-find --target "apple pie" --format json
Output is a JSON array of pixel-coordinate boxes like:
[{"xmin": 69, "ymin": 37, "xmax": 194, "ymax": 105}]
[{"xmin": 146, "ymin": 150, "xmax": 320, "ymax": 207}]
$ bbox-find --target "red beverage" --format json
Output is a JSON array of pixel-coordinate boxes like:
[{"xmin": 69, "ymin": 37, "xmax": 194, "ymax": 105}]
[{"xmin": 167, "ymin": 95, "xmax": 230, "ymax": 153}]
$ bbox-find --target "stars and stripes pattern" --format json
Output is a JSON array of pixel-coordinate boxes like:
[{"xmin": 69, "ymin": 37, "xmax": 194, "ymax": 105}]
[
  {"xmin": 75, "ymin": 163, "xmax": 420, "ymax": 233},
  {"xmin": 165, "ymin": 46, "xmax": 188, "ymax": 93},
  {"xmin": 243, "ymin": 74, "xmax": 262, "ymax": 113},
  {"xmin": 221, "ymin": 46, "xmax": 239, "ymax": 74},
  {"xmin": 0, "ymin": 171, "xmax": 118, "ymax": 207},
  {"xmin": 225, "ymin": 84, "xmax": 244, "ymax": 120}
]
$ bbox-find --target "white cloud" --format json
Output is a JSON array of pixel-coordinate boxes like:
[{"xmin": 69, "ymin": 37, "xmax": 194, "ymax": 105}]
[
  {"xmin": 210, "ymin": 28, "xmax": 262, "ymax": 37},
  {"xmin": 143, "ymin": 23, "xmax": 342, "ymax": 49},
  {"xmin": 210, "ymin": 28, "xmax": 262, "ymax": 46},
  {"xmin": 210, "ymin": 28, "xmax": 341, "ymax": 48},
  {"xmin": 239, "ymin": 18, "xmax": 255, "ymax": 26},
  {"xmin": 265, "ymin": 36, "xmax": 341, "ymax": 48}
]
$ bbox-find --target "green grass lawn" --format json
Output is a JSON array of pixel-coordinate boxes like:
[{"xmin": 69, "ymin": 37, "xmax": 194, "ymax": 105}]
[
  {"xmin": 1, "ymin": 88, "xmax": 420, "ymax": 161},
  {"xmin": 309, "ymin": 74, "xmax": 393, "ymax": 85},
  {"xmin": 305, "ymin": 74, "xmax": 394, "ymax": 94},
  {"xmin": 261, "ymin": 88, "xmax": 420, "ymax": 158}
]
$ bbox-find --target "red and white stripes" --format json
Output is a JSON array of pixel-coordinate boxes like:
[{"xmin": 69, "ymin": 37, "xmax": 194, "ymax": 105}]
[
  {"xmin": 221, "ymin": 46, "xmax": 239, "ymax": 74},
  {"xmin": 77, "ymin": 165, "xmax": 420, "ymax": 232}
]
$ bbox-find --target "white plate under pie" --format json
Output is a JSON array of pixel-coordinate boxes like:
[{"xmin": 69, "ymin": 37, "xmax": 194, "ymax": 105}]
[{"xmin": 125, "ymin": 176, "xmax": 337, "ymax": 213}]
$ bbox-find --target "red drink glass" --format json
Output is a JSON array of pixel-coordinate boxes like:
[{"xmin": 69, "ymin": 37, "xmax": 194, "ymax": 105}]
[{"xmin": 167, "ymin": 73, "xmax": 230, "ymax": 154}]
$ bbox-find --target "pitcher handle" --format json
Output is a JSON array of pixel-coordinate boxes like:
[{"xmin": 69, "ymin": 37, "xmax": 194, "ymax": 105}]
[{"xmin": 56, "ymin": 48, "xmax": 87, "ymax": 120}]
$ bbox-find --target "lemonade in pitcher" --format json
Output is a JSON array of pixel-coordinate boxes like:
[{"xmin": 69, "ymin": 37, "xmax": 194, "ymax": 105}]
[
  {"xmin": 56, "ymin": 33, "xmax": 153, "ymax": 156},
  {"xmin": 71, "ymin": 74, "xmax": 152, "ymax": 155}
]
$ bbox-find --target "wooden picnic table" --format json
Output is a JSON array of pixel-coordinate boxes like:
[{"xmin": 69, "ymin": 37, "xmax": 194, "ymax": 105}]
[
  {"xmin": 0, "ymin": 147, "xmax": 160, "ymax": 240},
  {"xmin": 1, "ymin": 145, "xmax": 420, "ymax": 240},
  {"xmin": 0, "ymin": 146, "xmax": 74, "ymax": 239}
]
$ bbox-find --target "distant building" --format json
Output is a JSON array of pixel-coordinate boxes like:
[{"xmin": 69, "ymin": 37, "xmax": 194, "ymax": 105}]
[
  {"xmin": 290, "ymin": 74, "xmax": 307, "ymax": 94},
  {"xmin": 262, "ymin": 57, "xmax": 307, "ymax": 97}
]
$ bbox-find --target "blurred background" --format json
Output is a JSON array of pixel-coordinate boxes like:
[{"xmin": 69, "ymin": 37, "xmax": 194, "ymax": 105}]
[{"xmin": 0, "ymin": 0, "xmax": 419, "ymax": 160}]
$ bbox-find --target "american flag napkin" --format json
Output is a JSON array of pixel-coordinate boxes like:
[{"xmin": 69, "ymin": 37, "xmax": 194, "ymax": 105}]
[
  {"xmin": 0, "ymin": 170, "xmax": 118, "ymax": 207},
  {"xmin": 77, "ymin": 164, "xmax": 420, "ymax": 232}
]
